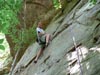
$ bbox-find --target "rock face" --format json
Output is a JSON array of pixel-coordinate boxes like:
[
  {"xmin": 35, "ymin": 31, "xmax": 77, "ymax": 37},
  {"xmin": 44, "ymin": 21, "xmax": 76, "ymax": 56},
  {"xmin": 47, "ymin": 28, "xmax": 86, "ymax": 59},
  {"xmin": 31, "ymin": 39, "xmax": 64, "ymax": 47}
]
[{"xmin": 11, "ymin": 0, "xmax": 100, "ymax": 75}]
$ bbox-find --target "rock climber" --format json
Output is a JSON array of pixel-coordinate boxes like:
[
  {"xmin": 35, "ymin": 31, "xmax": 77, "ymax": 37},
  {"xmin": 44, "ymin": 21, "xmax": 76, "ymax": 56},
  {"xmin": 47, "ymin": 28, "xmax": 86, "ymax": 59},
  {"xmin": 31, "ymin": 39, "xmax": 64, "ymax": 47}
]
[{"xmin": 34, "ymin": 21, "xmax": 51, "ymax": 63}]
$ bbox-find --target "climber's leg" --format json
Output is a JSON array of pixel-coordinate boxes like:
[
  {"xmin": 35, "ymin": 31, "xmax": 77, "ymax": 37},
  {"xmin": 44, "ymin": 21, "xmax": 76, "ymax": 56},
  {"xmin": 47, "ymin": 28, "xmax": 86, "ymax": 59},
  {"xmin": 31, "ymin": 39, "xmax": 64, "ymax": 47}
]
[
  {"xmin": 45, "ymin": 34, "xmax": 51, "ymax": 46},
  {"xmin": 34, "ymin": 45, "xmax": 45, "ymax": 63},
  {"xmin": 34, "ymin": 48, "xmax": 43, "ymax": 63}
]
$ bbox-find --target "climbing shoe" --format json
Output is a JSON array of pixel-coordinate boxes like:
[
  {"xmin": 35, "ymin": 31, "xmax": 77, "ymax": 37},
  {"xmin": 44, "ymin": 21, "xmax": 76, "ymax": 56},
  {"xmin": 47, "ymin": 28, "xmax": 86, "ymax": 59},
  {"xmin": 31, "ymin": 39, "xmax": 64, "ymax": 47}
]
[{"xmin": 34, "ymin": 60, "xmax": 37, "ymax": 63}]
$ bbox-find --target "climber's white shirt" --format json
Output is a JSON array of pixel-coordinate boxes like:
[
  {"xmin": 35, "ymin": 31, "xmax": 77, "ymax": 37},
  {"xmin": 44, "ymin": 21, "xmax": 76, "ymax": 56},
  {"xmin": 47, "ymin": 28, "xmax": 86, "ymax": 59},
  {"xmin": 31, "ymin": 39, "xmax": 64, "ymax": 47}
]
[{"xmin": 36, "ymin": 27, "xmax": 45, "ymax": 36}]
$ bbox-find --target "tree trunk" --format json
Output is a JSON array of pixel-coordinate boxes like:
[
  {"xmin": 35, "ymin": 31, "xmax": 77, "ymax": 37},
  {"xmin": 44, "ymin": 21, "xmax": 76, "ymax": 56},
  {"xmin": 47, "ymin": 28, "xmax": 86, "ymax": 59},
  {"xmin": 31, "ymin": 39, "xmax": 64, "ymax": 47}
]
[{"xmin": 5, "ymin": 35, "xmax": 16, "ymax": 58}]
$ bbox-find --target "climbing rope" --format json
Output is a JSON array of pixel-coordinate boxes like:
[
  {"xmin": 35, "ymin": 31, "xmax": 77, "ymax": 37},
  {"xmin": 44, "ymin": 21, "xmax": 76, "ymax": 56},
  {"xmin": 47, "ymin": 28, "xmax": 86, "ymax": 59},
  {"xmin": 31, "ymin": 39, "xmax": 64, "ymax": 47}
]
[
  {"xmin": 72, "ymin": 36, "xmax": 83, "ymax": 75},
  {"xmin": 69, "ymin": 6, "xmax": 83, "ymax": 75}
]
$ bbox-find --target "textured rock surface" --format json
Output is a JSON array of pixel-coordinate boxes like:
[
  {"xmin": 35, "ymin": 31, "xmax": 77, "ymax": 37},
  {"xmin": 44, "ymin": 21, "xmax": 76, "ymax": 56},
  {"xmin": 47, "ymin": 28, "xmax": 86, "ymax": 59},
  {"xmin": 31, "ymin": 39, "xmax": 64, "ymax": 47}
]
[{"xmin": 12, "ymin": 0, "xmax": 100, "ymax": 75}]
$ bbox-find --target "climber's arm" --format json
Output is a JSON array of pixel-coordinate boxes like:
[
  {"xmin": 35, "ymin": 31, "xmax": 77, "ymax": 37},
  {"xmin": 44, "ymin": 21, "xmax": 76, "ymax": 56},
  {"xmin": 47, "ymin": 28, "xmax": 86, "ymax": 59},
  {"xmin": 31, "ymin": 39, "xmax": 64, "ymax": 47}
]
[{"xmin": 38, "ymin": 31, "xmax": 45, "ymax": 36}]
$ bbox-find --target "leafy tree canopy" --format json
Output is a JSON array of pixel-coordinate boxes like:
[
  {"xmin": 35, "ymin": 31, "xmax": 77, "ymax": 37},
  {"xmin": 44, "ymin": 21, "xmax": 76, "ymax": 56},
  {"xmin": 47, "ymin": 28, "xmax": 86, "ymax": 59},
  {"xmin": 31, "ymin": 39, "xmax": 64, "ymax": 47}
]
[
  {"xmin": 90, "ymin": 0, "xmax": 97, "ymax": 4},
  {"xmin": 0, "ymin": 0, "xmax": 23, "ymax": 34},
  {"xmin": 52, "ymin": 0, "xmax": 62, "ymax": 9},
  {"xmin": 0, "ymin": 0, "xmax": 23, "ymax": 50}
]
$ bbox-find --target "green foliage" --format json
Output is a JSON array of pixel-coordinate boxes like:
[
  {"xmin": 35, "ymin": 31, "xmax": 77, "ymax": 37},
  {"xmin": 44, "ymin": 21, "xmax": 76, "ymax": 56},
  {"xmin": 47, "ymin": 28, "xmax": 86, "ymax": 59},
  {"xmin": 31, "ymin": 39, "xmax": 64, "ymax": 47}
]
[
  {"xmin": 0, "ymin": 0, "xmax": 22, "ymax": 33},
  {"xmin": 0, "ymin": 0, "xmax": 23, "ymax": 51},
  {"xmin": 90, "ymin": 0, "xmax": 97, "ymax": 4},
  {"xmin": 52, "ymin": 0, "xmax": 62, "ymax": 9},
  {"xmin": 0, "ymin": 39, "xmax": 5, "ymax": 50},
  {"xmin": 0, "ymin": 45, "xmax": 5, "ymax": 50},
  {"xmin": 21, "ymin": 26, "xmax": 37, "ymax": 45},
  {"xmin": 0, "ymin": 0, "xmax": 23, "ymax": 50},
  {"xmin": 0, "ymin": 39, "xmax": 4, "ymax": 44},
  {"xmin": 0, "ymin": 0, "xmax": 37, "ymax": 51},
  {"xmin": 9, "ymin": 25, "xmax": 37, "ymax": 51}
]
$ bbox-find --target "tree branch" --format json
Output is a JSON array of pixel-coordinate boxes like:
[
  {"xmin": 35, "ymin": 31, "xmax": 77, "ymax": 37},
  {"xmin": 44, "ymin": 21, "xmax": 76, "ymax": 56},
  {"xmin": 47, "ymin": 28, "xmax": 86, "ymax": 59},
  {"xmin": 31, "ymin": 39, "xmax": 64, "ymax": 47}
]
[{"xmin": 26, "ymin": 1, "xmax": 48, "ymax": 9}]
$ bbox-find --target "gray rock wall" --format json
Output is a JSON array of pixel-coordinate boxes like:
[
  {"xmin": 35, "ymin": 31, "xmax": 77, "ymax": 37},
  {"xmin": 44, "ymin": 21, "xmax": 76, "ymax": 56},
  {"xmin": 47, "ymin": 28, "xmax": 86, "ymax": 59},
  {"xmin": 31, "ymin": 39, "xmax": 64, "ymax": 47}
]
[{"xmin": 11, "ymin": 0, "xmax": 100, "ymax": 75}]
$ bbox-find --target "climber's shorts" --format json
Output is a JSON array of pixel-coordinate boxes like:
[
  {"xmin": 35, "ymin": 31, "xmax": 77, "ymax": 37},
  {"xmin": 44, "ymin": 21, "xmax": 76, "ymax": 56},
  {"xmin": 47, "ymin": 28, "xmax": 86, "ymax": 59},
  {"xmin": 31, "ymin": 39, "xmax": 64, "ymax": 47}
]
[
  {"xmin": 39, "ymin": 34, "xmax": 46, "ymax": 49},
  {"xmin": 40, "ymin": 44, "xmax": 45, "ymax": 49},
  {"xmin": 40, "ymin": 34, "xmax": 46, "ymax": 43}
]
